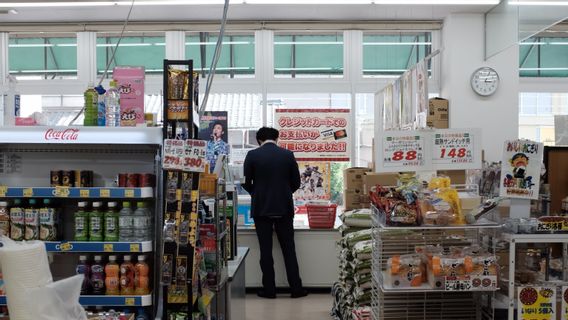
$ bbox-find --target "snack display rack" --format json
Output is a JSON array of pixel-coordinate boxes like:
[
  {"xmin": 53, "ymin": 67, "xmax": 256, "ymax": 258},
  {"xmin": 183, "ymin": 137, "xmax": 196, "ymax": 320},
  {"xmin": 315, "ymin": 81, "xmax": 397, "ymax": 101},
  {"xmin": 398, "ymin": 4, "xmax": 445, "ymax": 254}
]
[
  {"xmin": 0, "ymin": 127, "xmax": 163, "ymax": 314},
  {"xmin": 371, "ymin": 203, "xmax": 501, "ymax": 320},
  {"xmin": 497, "ymin": 232, "xmax": 568, "ymax": 320}
]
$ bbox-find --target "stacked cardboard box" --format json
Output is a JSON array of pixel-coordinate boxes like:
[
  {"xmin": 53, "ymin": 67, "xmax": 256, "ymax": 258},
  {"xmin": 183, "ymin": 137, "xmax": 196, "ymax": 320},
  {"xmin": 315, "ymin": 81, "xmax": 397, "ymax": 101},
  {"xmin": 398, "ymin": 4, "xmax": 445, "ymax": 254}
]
[
  {"xmin": 427, "ymin": 98, "xmax": 449, "ymax": 129},
  {"xmin": 343, "ymin": 167, "xmax": 371, "ymax": 210}
]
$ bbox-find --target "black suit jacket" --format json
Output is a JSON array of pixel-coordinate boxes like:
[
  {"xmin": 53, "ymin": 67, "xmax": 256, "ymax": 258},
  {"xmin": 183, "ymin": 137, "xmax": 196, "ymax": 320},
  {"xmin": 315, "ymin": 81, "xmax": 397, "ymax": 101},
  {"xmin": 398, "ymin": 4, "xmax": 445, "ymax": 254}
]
[{"xmin": 242, "ymin": 142, "xmax": 301, "ymax": 218}]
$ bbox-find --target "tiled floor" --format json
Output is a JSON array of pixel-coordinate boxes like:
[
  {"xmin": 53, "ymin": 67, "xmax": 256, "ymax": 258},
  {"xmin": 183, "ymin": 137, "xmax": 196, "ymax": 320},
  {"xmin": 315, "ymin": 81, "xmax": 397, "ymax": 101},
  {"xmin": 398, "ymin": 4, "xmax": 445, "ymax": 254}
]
[{"xmin": 246, "ymin": 293, "xmax": 332, "ymax": 320}]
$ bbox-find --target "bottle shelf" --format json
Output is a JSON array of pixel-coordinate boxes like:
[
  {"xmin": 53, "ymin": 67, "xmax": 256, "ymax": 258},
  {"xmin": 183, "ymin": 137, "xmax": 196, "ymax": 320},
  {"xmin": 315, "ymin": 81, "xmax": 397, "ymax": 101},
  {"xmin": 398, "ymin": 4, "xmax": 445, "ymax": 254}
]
[
  {"xmin": 0, "ymin": 187, "xmax": 154, "ymax": 199},
  {"xmin": 0, "ymin": 294, "xmax": 152, "ymax": 307},
  {"xmin": 44, "ymin": 241, "xmax": 153, "ymax": 253}
]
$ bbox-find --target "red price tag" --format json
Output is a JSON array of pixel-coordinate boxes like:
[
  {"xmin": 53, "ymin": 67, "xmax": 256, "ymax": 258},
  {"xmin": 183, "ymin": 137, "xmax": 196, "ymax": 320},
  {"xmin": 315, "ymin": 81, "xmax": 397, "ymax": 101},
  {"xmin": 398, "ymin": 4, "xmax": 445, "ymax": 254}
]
[
  {"xmin": 440, "ymin": 148, "xmax": 468, "ymax": 159},
  {"xmin": 391, "ymin": 150, "xmax": 418, "ymax": 161}
]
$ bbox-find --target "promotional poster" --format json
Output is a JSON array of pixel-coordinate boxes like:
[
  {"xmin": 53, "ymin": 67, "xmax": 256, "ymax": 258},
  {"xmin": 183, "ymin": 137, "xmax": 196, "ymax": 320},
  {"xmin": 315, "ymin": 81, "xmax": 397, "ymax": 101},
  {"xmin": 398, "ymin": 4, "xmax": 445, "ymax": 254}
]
[
  {"xmin": 199, "ymin": 111, "xmax": 229, "ymax": 173},
  {"xmin": 294, "ymin": 162, "xmax": 331, "ymax": 204},
  {"xmin": 499, "ymin": 139, "xmax": 544, "ymax": 200}
]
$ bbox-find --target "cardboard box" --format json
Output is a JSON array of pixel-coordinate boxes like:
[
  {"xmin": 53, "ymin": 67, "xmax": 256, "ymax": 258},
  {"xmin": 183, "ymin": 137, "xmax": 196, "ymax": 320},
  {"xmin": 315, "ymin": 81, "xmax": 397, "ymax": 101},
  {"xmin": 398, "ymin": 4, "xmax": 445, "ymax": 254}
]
[
  {"xmin": 343, "ymin": 189, "xmax": 365, "ymax": 211},
  {"xmin": 113, "ymin": 66, "xmax": 145, "ymax": 126},
  {"xmin": 427, "ymin": 98, "xmax": 449, "ymax": 128},
  {"xmin": 343, "ymin": 167, "xmax": 372, "ymax": 191},
  {"xmin": 437, "ymin": 170, "xmax": 466, "ymax": 185},
  {"xmin": 363, "ymin": 173, "xmax": 399, "ymax": 194}
]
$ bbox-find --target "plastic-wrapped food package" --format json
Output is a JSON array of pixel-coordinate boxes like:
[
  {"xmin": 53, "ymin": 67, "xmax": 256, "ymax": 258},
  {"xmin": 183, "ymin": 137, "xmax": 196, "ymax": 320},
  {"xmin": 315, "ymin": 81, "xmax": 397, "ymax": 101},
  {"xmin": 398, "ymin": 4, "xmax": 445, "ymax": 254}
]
[{"xmin": 387, "ymin": 254, "xmax": 423, "ymax": 287}]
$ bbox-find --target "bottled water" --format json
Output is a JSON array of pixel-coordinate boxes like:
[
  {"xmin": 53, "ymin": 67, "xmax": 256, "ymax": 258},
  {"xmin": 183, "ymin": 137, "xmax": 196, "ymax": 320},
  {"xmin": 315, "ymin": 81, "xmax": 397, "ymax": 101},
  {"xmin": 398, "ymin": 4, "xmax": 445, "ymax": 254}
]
[
  {"xmin": 105, "ymin": 80, "xmax": 121, "ymax": 127},
  {"xmin": 119, "ymin": 202, "xmax": 134, "ymax": 242},
  {"xmin": 132, "ymin": 202, "xmax": 152, "ymax": 242}
]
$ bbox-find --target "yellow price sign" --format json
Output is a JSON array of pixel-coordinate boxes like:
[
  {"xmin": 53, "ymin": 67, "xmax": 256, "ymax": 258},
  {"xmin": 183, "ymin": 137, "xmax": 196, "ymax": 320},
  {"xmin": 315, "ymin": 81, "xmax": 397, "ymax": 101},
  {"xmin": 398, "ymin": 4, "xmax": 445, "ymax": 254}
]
[
  {"xmin": 130, "ymin": 244, "xmax": 140, "ymax": 252},
  {"xmin": 80, "ymin": 189, "xmax": 90, "ymax": 198},
  {"xmin": 103, "ymin": 244, "xmax": 114, "ymax": 252},
  {"xmin": 100, "ymin": 189, "xmax": 110, "ymax": 198},
  {"xmin": 55, "ymin": 186, "xmax": 70, "ymax": 197},
  {"xmin": 125, "ymin": 298, "xmax": 136, "ymax": 306},
  {"xmin": 23, "ymin": 188, "xmax": 33, "ymax": 197},
  {"xmin": 124, "ymin": 189, "xmax": 135, "ymax": 198}
]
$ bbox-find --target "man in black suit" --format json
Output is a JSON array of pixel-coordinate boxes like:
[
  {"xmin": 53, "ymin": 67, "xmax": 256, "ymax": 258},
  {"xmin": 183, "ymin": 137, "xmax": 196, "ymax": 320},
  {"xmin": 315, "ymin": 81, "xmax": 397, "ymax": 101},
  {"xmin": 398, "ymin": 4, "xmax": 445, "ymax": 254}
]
[{"xmin": 242, "ymin": 127, "xmax": 308, "ymax": 299}]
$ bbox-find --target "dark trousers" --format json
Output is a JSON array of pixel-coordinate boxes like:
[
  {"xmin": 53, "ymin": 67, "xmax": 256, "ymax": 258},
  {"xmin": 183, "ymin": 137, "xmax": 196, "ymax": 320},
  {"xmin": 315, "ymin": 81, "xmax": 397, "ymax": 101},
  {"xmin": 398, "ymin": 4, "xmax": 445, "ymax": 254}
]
[{"xmin": 254, "ymin": 216, "xmax": 303, "ymax": 293}]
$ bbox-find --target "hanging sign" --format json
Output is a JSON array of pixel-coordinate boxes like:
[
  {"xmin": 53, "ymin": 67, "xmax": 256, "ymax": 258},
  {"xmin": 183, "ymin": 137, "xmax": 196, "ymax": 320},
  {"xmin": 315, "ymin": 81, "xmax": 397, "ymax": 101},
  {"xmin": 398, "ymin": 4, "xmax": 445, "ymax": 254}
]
[
  {"xmin": 499, "ymin": 139, "xmax": 544, "ymax": 200},
  {"xmin": 275, "ymin": 109, "xmax": 351, "ymax": 161},
  {"xmin": 432, "ymin": 129, "xmax": 482, "ymax": 170},
  {"xmin": 163, "ymin": 139, "xmax": 185, "ymax": 171},
  {"xmin": 561, "ymin": 286, "xmax": 568, "ymax": 319},
  {"xmin": 184, "ymin": 139, "xmax": 207, "ymax": 173},
  {"xmin": 518, "ymin": 287, "xmax": 556, "ymax": 320},
  {"xmin": 377, "ymin": 131, "xmax": 430, "ymax": 172}
]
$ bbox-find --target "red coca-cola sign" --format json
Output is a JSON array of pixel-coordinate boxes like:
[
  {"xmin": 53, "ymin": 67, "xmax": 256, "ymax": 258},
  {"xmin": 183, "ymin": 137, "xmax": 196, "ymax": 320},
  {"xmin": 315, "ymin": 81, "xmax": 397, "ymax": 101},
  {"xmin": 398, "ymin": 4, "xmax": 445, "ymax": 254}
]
[{"xmin": 44, "ymin": 128, "xmax": 80, "ymax": 141}]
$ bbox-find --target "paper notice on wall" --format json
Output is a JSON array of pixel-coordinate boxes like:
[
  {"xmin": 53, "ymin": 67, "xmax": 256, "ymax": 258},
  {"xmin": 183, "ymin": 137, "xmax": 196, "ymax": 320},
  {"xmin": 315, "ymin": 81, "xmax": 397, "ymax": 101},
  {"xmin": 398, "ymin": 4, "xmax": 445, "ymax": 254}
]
[
  {"xmin": 518, "ymin": 286, "xmax": 556, "ymax": 320},
  {"xmin": 294, "ymin": 162, "xmax": 331, "ymax": 205},
  {"xmin": 499, "ymin": 139, "xmax": 544, "ymax": 200}
]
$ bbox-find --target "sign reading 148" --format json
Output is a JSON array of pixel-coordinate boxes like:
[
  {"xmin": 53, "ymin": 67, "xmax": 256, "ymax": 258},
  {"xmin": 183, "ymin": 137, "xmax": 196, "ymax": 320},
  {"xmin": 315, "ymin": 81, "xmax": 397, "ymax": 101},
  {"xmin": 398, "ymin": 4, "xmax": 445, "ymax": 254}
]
[{"xmin": 440, "ymin": 148, "xmax": 468, "ymax": 159}]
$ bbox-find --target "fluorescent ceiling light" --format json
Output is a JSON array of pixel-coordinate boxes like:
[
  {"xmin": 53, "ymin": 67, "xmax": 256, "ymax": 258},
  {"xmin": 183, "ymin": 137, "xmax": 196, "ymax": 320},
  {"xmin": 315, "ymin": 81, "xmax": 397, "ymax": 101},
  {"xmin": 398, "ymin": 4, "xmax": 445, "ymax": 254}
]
[
  {"xmin": 509, "ymin": 0, "xmax": 568, "ymax": 4},
  {"xmin": 549, "ymin": 42, "xmax": 568, "ymax": 45},
  {"xmin": 9, "ymin": 43, "xmax": 54, "ymax": 47},
  {"xmin": 519, "ymin": 42, "xmax": 546, "ymax": 45},
  {"xmin": 97, "ymin": 43, "xmax": 153, "ymax": 47},
  {"xmin": 274, "ymin": 41, "xmax": 343, "ymax": 45},
  {"xmin": 364, "ymin": 42, "xmax": 432, "ymax": 45},
  {"xmin": 0, "ymin": 0, "xmax": 500, "ymax": 7},
  {"xmin": 185, "ymin": 41, "xmax": 252, "ymax": 45}
]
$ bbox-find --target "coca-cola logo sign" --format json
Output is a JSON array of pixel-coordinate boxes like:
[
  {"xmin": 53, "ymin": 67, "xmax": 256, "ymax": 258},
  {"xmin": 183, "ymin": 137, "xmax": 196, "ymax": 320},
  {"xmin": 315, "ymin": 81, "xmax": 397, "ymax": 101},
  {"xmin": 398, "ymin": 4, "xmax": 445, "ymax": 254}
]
[{"xmin": 44, "ymin": 128, "xmax": 80, "ymax": 141}]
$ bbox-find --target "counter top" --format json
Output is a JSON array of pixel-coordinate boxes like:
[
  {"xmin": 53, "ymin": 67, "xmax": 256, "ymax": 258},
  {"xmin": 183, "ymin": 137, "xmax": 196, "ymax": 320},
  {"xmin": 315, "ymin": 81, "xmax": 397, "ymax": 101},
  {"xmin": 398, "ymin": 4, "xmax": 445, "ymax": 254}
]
[{"xmin": 228, "ymin": 247, "xmax": 250, "ymax": 281}]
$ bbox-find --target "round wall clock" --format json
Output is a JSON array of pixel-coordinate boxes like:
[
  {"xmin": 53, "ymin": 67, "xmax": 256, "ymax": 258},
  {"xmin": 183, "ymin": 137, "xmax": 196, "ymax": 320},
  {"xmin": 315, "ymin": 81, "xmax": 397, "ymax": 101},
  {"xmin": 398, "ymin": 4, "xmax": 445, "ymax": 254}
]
[{"xmin": 471, "ymin": 67, "xmax": 499, "ymax": 97}]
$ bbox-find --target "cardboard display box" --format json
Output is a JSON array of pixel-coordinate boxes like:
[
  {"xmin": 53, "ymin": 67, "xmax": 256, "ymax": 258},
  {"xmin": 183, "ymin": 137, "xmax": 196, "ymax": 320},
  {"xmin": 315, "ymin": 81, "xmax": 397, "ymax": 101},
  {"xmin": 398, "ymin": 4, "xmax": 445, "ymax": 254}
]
[
  {"xmin": 437, "ymin": 169, "xmax": 467, "ymax": 185},
  {"xmin": 363, "ymin": 172, "xmax": 399, "ymax": 194},
  {"xmin": 344, "ymin": 189, "xmax": 365, "ymax": 211},
  {"xmin": 344, "ymin": 167, "xmax": 372, "ymax": 191},
  {"xmin": 427, "ymin": 98, "xmax": 449, "ymax": 129}
]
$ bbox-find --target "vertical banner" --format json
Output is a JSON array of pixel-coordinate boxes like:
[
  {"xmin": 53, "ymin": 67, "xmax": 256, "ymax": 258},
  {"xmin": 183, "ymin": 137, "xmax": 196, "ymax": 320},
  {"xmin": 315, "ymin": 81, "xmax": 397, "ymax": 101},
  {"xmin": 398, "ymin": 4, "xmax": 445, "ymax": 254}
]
[
  {"xmin": 294, "ymin": 162, "xmax": 331, "ymax": 205},
  {"xmin": 376, "ymin": 130, "xmax": 431, "ymax": 173},
  {"xmin": 518, "ymin": 287, "xmax": 556, "ymax": 320},
  {"xmin": 401, "ymin": 71, "xmax": 413, "ymax": 128},
  {"xmin": 411, "ymin": 67, "xmax": 418, "ymax": 128},
  {"xmin": 383, "ymin": 84, "xmax": 394, "ymax": 130},
  {"xmin": 199, "ymin": 111, "xmax": 230, "ymax": 173},
  {"xmin": 392, "ymin": 80, "xmax": 401, "ymax": 130},
  {"xmin": 499, "ymin": 139, "xmax": 544, "ymax": 200},
  {"xmin": 562, "ymin": 286, "xmax": 568, "ymax": 319},
  {"xmin": 416, "ymin": 61, "xmax": 429, "ymax": 114},
  {"xmin": 431, "ymin": 129, "xmax": 482, "ymax": 170},
  {"xmin": 555, "ymin": 115, "xmax": 568, "ymax": 146},
  {"xmin": 275, "ymin": 109, "xmax": 351, "ymax": 161}
]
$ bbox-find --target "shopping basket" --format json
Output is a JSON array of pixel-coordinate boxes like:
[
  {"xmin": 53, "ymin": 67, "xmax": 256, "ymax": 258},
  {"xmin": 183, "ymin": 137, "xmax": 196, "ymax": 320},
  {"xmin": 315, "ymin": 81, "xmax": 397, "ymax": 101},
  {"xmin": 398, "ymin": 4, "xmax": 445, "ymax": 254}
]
[{"xmin": 306, "ymin": 203, "xmax": 338, "ymax": 229}]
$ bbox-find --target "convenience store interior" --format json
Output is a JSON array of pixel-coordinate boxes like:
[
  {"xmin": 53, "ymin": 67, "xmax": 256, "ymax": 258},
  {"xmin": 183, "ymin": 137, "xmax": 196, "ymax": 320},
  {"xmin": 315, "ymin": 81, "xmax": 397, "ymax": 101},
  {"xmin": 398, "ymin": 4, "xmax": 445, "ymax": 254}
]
[{"xmin": 1, "ymin": 1, "xmax": 568, "ymax": 320}]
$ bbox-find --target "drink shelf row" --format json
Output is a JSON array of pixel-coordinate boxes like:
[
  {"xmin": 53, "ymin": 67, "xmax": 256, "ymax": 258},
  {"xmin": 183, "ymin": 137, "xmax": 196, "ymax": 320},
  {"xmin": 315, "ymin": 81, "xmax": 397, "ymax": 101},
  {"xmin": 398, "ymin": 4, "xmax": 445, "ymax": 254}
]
[
  {"xmin": 0, "ymin": 294, "xmax": 153, "ymax": 307},
  {"xmin": 44, "ymin": 241, "xmax": 153, "ymax": 253},
  {"xmin": 0, "ymin": 187, "xmax": 154, "ymax": 199}
]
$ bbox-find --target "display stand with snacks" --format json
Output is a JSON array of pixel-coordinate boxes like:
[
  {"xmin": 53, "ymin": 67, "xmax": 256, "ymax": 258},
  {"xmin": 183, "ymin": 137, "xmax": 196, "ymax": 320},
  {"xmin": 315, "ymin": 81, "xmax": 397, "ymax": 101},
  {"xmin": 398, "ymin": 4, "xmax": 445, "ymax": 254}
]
[
  {"xmin": 369, "ymin": 173, "xmax": 502, "ymax": 320},
  {"xmin": 160, "ymin": 59, "xmax": 202, "ymax": 319},
  {"xmin": 0, "ymin": 126, "xmax": 162, "ymax": 318}
]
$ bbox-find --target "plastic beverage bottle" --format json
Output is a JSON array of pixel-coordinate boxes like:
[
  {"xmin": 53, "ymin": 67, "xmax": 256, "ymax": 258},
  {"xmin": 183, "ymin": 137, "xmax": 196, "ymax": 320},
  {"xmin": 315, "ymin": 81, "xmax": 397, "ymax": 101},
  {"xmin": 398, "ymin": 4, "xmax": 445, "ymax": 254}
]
[
  {"xmin": 119, "ymin": 202, "xmax": 134, "ymax": 242},
  {"xmin": 136, "ymin": 308, "xmax": 150, "ymax": 320},
  {"xmin": 90, "ymin": 255, "xmax": 105, "ymax": 295},
  {"xmin": 24, "ymin": 199, "xmax": 39, "ymax": 240},
  {"xmin": 104, "ymin": 202, "xmax": 119, "ymax": 242},
  {"xmin": 105, "ymin": 80, "xmax": 121, "ymax": 127},
  {"xmin": 134, "ymin": 255, "xmax": 150, "ymax": 295},
  {"xmin": 83, "ymin": 83, "xmax": 98, "ymax": 127},
  {"xmin": 95, "ymin": 85, "xmax": 106, "ymax": 127},
  {"xmin": 10, "ymin": 199, "xmax": 25, "ymax": 241},
  {"xmin": 132, "ymin": 202, "xmax": 151, "ymax": 242},
  {"xmin": 0, "ymin": 202, "xmax": 9, "ymax": 237},
  {"xmin": 74, "ymin": 202, "xmax": 89, "ymax": 241},
  {"xmin": 89, "ymin": 202, "xmax": 104, "ymax": 241},
  {"xmin": 39, "ymin": 198, "xmax": 57, "ymax": 241},
  {"xmin": 120, "ymin": 255, "xmax": 135, "ymax": 295},
  {"xmin": 105, "ymin": 255, "xmax": 120, "ymax": 295},
  {"xmin": 76, "ymin": 255, "xmax": 91, "ymax": 295}
]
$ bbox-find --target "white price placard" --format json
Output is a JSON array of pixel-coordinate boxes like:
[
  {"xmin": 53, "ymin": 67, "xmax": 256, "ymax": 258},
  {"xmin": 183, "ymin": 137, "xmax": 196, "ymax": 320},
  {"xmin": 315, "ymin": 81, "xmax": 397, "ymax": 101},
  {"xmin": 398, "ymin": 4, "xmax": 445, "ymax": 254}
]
[
  {"xmin": 432, "ymin": 129, "xmax": 482, "ymax": 170},
  {"xmin": 163, "ymin": 139, "xmax": 185, "ymax": 170},
  {"xmin": 376, "ymin": 131, "xmax": 431, "ymax": 173},
  {"xmin": 184, "ymin": 139, "xmax": 207, "ymax": 173}
]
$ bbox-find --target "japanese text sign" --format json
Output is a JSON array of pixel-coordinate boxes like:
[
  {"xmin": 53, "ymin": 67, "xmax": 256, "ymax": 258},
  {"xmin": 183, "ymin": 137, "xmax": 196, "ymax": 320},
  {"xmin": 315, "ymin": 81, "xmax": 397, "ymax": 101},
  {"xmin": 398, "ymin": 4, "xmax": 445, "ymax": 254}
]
[
  {"xmin": 500, "ymin": 139, "xmax": 544, "ymax": 200},
  {"xmin": 184, "ymin": 139, "xmax": 207, "ymax": 173},
  {"xmin": 163, "ymin": 139, "xmax": 185, "ymax": 171},
  {"xmin": 275, "ymin": 109, "xmax": 351, "ymax": 161},
  {"xmin": 518, "ymin": 287, "xmax": 556, "ymax": 320},
  {"xmin": 432, "ymin": 129, "xmax": 482, "ymax": 170}
]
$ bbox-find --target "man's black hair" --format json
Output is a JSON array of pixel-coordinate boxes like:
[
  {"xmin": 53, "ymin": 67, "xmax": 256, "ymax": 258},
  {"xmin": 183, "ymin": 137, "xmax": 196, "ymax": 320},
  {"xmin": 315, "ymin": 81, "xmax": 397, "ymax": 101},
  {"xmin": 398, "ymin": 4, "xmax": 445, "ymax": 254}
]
[
  {"xmin": 256, "ymin": 127, "xmax": 279, "ymax": 145},
  {"xmin": 213, "ymin": 122, "xmax": 224, "ymax": 130}
]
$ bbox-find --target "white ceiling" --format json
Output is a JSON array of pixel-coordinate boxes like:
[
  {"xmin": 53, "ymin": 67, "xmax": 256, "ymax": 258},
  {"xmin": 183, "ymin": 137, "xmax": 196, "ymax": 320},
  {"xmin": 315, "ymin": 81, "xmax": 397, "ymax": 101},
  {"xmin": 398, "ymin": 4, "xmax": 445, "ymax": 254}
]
[{"xmin": 0, "ymin": 3, "xmax": 499, "ymax": 23}]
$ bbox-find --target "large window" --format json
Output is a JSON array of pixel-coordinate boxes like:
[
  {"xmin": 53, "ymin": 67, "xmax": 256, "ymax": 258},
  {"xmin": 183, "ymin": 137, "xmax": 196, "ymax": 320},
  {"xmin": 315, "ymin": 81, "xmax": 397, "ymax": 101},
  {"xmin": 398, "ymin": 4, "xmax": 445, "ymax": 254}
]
[
  {"xmin": 363, "ymin": 32, "xmax": 432, "ymax": 77},
  {"xmin": 9, "ymin": 34, "xmax": 77, "ymax": 80},
  {"xmin": 97, "ymin": 33, "xmax": 165, "ymax": 77},
  {"xmin": 356, "ymin": 93, "xmax": 375, "ymax": 167},
  {"xmin": 186, "ymin": 33, "xmax": 255, "ymax": 78},
  {"xmin": 274, "ymin": 33, "xmax": 344, "ymax": 78},
  {"xmin": 519, "ymin": 92, "xmax": 568, "ymax": 145},
  {"xmin": 520, "ymin": 37, "xmax": 568, "ymax": 77}
]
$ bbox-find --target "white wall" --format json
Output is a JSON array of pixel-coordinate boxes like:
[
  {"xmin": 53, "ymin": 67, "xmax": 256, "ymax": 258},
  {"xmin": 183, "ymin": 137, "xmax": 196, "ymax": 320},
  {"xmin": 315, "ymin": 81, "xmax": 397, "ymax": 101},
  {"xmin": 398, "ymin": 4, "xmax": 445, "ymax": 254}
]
[{"xmin": 441, "ymin": 13, "xmax": 519, "ymax": 162}]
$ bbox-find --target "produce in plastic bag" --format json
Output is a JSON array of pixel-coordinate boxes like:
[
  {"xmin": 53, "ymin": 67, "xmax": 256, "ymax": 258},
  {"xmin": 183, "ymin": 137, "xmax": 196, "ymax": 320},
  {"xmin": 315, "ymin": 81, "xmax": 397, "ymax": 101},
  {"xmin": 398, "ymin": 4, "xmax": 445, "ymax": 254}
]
[{"xmin": 387, "ymin": 254, "xmax": 423, "ymax": 287}]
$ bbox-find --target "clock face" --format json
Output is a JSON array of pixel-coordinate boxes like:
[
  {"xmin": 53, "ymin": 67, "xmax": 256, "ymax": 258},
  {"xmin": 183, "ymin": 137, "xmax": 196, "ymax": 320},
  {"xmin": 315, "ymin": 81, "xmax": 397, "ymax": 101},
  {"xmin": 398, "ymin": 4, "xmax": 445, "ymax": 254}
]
[{"xmin": 471, "ymin": 67, "xmax": 499, "ymax": 96}]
